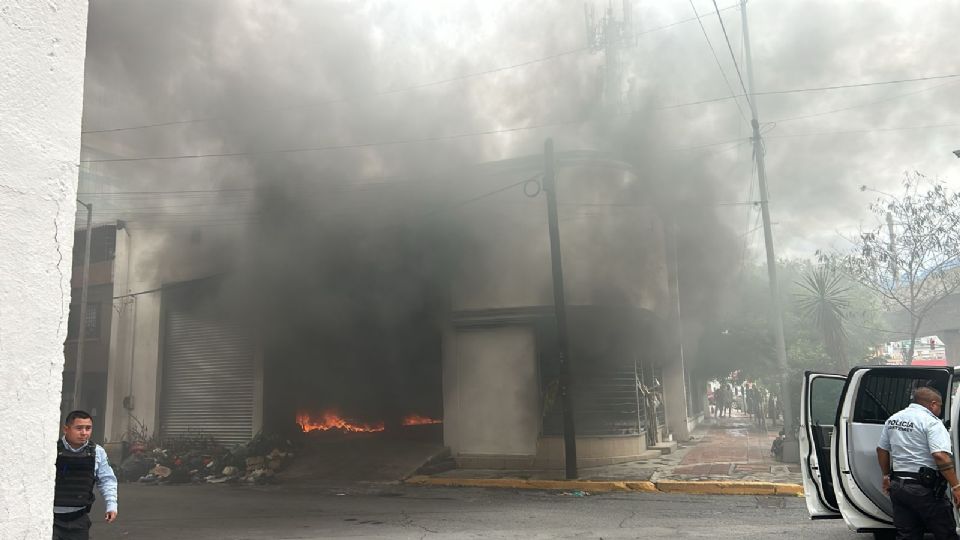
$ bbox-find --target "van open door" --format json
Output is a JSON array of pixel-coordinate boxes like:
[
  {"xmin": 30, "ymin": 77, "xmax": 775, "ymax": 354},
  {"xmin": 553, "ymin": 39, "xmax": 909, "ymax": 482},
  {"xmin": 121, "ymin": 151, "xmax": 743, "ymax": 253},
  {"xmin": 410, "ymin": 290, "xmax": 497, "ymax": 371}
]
[
  {"xmin": 800, "ymin": 371, "xmax": 846, "ymax": 518},
  {"xmin": 833, "ymin": 366, "xmax": 953, "ymax": 533},
  {"xmin": 950, "ymin": 367, "xmax": 960, "ymax": 529}
]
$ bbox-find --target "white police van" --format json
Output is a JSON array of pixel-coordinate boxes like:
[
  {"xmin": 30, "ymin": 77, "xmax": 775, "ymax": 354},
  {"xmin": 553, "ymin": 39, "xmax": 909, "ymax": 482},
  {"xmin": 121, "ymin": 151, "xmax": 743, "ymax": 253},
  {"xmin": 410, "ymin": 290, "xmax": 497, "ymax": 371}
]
[{"xmin": 800, "ymin": 366, "xmax": 960, "ymax": 539}]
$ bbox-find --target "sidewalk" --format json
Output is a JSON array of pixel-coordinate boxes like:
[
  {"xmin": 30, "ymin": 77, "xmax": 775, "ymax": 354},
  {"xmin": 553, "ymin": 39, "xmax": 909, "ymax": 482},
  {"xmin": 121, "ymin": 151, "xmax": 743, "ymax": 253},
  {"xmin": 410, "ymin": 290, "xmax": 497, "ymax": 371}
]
[
  {"xmin": 406, "ymin": 412, "xmax": 802, "ymax": 495},
  {"xmin": 662, "ymin": 413, "xmax": 799, "ymax": 483}
]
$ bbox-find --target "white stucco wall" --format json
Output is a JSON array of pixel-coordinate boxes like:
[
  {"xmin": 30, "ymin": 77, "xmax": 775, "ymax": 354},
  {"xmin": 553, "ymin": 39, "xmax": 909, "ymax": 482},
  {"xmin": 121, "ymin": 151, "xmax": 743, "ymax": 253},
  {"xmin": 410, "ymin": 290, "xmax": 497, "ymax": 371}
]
[
  {"xmin": 105, "ymin": 227, "xmax": 236, "ymax": 442},
  {"xmin": 442, "ymin": 327, "xmax": 539, "ymax": 456},
  {"xmin": 451, "ymin": 162, "xmax": 669, "ymax": 313},
  {"xmin": 0, "ymin": 2, "xmax": 89, "ymax": 537}
]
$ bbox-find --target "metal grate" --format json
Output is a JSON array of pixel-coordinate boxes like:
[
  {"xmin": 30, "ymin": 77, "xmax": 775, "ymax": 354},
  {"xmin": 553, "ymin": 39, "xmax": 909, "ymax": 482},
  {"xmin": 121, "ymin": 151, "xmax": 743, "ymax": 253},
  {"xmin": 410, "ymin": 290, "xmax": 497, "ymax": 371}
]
[
  {"xmin": 161, "ymin": 310, "xmax": 255, "ymax": 446},
  {"xmin": 542, "ymin": 369, "xmax": 641, "ymax": 437}
]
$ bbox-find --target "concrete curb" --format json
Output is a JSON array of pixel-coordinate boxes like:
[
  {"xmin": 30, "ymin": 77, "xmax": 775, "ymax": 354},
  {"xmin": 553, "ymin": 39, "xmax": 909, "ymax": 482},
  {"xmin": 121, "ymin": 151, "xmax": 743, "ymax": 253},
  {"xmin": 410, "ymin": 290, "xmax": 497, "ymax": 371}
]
[
  {"xmin": 655, "ymin": 480, "xmax": 804, "ymax": 497},
  {"xmin": 403, "ymin": 475, "xmax": 802, "ymax": 497}
]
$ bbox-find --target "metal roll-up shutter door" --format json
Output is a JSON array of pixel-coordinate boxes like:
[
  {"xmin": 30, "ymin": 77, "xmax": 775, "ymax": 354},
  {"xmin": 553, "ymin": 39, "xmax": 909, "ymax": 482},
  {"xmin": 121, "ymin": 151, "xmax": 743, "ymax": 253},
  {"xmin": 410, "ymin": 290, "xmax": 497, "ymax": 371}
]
[{"xmin": 161, "ymin": 310, "xmax": 254, "ymax": 446}]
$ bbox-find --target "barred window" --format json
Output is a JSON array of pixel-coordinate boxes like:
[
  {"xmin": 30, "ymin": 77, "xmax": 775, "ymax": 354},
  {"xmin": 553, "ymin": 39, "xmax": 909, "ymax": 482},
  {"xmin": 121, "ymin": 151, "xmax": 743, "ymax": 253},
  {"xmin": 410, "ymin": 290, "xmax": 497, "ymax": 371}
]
[{"xmin": 853, "ymin": 369, "xmax": 950, "ymax": 424}]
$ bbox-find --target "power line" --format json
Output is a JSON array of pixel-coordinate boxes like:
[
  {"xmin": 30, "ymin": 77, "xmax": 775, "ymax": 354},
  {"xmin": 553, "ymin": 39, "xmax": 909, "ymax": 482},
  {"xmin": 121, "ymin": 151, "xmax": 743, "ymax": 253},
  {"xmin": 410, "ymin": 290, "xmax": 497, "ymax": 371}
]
[
  {"xmin": 77, "ymin": 188, "xmax": 255, "ymax": 196},
  {"xmin": 710, "ymin": 0, "xmax": 752, "ymax": 109},
  {"xmin": 100, "ymin": 172, "xmax": 544, "ymax": 232},
  {"xmin": 767, "ymin": 79, "xmax": 960, "ymax": 125},
  {"xmin": 687, "ymin": 0, "xmax": 750, "ymax": 126},
  {"xmin": 664, "ymin": 119, "xmax": 960, "ymax": 154},
  {"xmin": 82, "ymin": 3, "xmax": 744, "ymax": 136},
  {"xmin": 658, "ymin": 72, "xmax": 960, "ymax": 111},
  {"xmin": 764, "ymin": 120, "xmax": 960, "ymax": 140},
  {"xmin": 672, "ymin": 136, "xmax": 750, "ymax": 151},
  {"xmin": 79, "ymin": 119, "xmax": 584, "ymax": 164},
  {"xmin": 82, "ymin": 49, "xmax": 587, "ymax": 135}
]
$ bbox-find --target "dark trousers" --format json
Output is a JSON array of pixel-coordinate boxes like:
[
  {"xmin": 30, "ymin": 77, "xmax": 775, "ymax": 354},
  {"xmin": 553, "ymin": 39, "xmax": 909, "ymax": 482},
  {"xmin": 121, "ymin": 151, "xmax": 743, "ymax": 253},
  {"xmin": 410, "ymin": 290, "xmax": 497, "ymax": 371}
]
[
  {"xmin": 53, "ymin": 512, "xmax": 91, "ymax": 540},
  {"xmin": 890, "ymin": 480, "xmax": 959, "ymax": 540}
]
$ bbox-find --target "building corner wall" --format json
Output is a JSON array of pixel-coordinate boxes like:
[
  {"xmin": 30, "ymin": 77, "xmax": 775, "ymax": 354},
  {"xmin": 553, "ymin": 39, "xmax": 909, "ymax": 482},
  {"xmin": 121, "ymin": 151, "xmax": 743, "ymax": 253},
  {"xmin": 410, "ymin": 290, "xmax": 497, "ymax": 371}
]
[{"xmin": 0, "ymin": 2, "xmax": 90, "ymax": 537}]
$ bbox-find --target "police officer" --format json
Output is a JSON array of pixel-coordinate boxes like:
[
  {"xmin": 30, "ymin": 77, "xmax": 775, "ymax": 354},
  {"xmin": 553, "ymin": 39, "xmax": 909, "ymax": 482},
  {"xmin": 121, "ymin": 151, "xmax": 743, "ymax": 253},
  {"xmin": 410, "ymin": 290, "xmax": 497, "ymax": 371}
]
[
  {"xmin": 53, "ymin": 410, "xmax": 118, "ymax": 540},
  {"xmin": 877, "ymin": 387, "xmax": 960, "ymax": 540}
]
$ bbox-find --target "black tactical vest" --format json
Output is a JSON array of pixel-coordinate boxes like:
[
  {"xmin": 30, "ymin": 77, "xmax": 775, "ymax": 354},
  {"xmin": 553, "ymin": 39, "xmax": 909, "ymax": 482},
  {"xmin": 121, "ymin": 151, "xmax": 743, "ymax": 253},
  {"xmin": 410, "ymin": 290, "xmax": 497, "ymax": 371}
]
[{"xmin": 54, "ymin": 440, "xmax": 97, "ymax": 508}]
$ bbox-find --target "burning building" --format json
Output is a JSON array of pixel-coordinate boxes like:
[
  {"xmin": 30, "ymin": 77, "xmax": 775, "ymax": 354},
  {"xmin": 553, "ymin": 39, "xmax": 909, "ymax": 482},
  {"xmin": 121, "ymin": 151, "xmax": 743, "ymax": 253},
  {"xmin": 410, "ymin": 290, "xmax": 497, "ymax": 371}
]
[{"xmin": 94, "ymin": 149, "xmax": 705, "ymax": 471}]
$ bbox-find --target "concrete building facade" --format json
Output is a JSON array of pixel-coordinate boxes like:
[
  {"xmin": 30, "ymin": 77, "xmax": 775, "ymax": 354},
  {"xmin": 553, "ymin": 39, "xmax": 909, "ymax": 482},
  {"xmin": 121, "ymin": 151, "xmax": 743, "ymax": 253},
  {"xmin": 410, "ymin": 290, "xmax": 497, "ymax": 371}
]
[
  {"xmin": 441, "ymin": 152, "xmax": 702, "ymax": 469},
  {"xmin": 1, "ymin": 2, "xmax": 90, "ymax": 537},
  {"xmin": 90, "ymin": 151, "xmax": 705, "ymax": 471}
]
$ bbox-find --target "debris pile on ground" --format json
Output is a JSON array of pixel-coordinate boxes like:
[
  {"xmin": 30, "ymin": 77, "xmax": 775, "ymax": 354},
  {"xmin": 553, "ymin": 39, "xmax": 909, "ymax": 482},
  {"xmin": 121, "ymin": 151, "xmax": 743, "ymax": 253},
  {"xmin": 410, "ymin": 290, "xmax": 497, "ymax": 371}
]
[{"xmin": 118, "ymin": 432, "xmax": 296, "ymax": 486}]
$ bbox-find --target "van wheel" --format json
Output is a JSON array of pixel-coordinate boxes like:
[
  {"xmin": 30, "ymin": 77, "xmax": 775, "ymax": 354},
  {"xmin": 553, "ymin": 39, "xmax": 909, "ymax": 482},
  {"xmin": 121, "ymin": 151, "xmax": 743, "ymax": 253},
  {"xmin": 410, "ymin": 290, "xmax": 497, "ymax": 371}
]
[{"xmin": 871, "ymin": 531, "xmax": 895, "ymax": 540}]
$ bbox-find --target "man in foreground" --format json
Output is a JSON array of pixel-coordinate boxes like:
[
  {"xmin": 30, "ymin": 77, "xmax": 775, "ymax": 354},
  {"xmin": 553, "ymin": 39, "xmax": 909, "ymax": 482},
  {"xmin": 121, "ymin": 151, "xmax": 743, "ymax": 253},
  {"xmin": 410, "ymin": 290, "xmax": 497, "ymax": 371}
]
[
  {"xmin": 877, "ymin": 386, "xmax": 959, "ymax": 540},
  {"xmin": 53, "ymin": 410, "xmax": 118, "ymax": 540}
]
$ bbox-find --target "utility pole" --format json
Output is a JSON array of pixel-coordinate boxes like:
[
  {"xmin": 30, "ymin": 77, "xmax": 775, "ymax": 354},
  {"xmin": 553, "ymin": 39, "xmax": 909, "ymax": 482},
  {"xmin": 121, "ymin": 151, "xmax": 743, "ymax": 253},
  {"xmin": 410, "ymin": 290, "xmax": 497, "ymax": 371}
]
[
  {"xmin": 543, "ymin": 138, "xmax": 578, "ymax": 479},
  {"xmin": 73, "ymin": 200, "xmax": 94, "ymax": 411},
  {"xmin": 740, "ymin": 0, "xmax": 796, "ymax": 453}
]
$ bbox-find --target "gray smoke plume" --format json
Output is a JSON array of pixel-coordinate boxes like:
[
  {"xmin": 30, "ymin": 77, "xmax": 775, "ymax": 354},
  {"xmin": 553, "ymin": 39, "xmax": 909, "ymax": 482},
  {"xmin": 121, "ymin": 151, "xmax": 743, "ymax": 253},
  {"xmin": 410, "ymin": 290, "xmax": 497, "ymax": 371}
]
[{"xmin": 80, "ymin": 0, "xmax": 756, "ymax": 425}]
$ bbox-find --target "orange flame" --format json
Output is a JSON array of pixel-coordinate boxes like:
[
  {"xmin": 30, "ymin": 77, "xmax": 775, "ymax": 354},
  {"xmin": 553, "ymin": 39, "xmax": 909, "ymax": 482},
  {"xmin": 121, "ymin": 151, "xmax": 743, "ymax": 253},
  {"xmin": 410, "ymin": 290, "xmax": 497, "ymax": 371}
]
[
  {"xmin": 297, "ymin": 411, "xmax": 385, "ymax": 433},
  {"xmin": 401, "ymin": 414, "xmax": 442, "ymax": 426}
]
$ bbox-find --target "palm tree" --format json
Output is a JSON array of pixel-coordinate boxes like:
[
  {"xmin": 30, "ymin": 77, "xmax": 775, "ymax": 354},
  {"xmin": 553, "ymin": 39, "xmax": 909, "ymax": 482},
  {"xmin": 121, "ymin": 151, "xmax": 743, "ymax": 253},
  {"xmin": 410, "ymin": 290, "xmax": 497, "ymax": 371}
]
[{"xmin": 796, "ymin": 266, "xmax": 852, "ymax": 373}]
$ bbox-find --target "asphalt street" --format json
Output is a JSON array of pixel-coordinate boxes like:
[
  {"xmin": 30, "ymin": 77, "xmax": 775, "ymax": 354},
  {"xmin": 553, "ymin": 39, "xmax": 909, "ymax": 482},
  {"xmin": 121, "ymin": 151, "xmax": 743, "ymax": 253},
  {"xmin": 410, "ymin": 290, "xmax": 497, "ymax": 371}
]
[{"xmin": 88, "ymin": 482, "xmax": 866, "ymax": 539}]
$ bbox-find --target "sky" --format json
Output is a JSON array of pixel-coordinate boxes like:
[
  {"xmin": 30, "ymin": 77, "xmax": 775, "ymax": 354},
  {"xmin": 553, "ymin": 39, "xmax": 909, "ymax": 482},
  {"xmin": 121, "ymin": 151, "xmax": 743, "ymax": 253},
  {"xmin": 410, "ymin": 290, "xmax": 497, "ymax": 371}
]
[{"xmin": 76, "ymin": 0, "xmax": 960, "ymax": 261}]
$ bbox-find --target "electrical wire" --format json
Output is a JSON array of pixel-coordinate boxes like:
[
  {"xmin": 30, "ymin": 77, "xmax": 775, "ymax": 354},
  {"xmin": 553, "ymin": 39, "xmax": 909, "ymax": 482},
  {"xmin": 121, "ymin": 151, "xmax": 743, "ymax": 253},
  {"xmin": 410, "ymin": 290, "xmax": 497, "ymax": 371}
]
[
  {"xmin": 764, "ymin": 121, "xmax": 960, "ymax": 140},
  {"xmin": 767, "ymin": 79, "xmax": 960, "ymax": 125},
  {"xmin": 710, "ymin": 0, "xmax": 752, "ymax": 110},
  {"xmin": 688, "ymin": 0, "xmax": 750, "ymax": 126},
  {"xmin": 82, "ymin": 50, "xmax": 588, "ymax": 135},
  {"xmin": 82, "ymin": 2, "xmax": 744, "ymax": 136},
  {"xmin": 658, "ymin": 72, "xmax": 960, "ymax": 111},
  {"xmin": 80, "ymin": 119, "xmax": 584, "ymax": 164}
]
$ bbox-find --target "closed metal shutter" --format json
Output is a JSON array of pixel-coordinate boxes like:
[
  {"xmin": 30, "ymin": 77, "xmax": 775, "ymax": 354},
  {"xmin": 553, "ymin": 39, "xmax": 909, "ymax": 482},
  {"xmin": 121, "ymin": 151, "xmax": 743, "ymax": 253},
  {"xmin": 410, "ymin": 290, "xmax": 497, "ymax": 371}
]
[
  {"xmin": 542, "ymin": 369, "xmax": 641, "ymax": 437},
  {"xmin": 161, "ymin": 310, "xmax": 254, "ymax": 446}
]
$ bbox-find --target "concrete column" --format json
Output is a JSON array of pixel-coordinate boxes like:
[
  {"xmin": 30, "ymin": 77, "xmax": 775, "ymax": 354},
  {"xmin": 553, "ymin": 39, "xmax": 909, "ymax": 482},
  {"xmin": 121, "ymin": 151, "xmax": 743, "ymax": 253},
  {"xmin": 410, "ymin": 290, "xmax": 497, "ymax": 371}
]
[
  {"xmin": 0, "ymin": 3, "xmax": 89, "ymax": 537},
  {"xmin": 662, "ymin": 218, "xmax": 690, "ymax": 441},
  {"xmin": 104, "ymin": 229, "xmax": 132, "ymax": 442},
  {"xmin": 662, "ymin": 359, "xmax": 690, "ymax": 441},
  {"xmin": 941, "ymin": 331, "xmax": 960, "ymax": 367}
]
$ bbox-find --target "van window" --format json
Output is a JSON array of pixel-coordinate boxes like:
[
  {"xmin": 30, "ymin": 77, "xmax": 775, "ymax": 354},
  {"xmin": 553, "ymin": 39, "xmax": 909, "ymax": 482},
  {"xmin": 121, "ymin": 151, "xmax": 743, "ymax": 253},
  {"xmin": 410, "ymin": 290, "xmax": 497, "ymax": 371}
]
[
  {"xmin": 810, "ymin": 376, "xmax": 845, "ymax": 426},
  {"xmin": 853, "ymin": 369, "xmax": 950, "ymax": 424}
]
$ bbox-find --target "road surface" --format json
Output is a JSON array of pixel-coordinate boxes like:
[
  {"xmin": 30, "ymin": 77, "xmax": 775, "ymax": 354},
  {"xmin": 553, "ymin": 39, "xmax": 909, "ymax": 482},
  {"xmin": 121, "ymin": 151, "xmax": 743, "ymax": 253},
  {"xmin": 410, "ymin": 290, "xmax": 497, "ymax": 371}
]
[{"xmin": 90, "ymin": 482, "xmax": 865, "ymax": 539}]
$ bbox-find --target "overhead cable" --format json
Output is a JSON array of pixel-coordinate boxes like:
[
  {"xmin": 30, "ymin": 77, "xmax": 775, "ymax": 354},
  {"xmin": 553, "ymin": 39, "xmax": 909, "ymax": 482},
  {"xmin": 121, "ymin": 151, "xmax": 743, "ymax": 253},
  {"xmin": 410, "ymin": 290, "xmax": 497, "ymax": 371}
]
[
  {"xmin": 687, "ymin": 0, "xmax": 750, "ymax": 126},
  {"xmin": 709, "ymin": 0, "xmax": 752, "ymax": 109},
  {"xmin": 83, "ymin": 3, "xmax": 742, "ymax": 136},
  {"xmin": 80, "ymin": 120, "xmax": 584, "ymax": 164},
  {"xmin": 659, "ymin": 72, "xmax": 960, "ymax": 110}
]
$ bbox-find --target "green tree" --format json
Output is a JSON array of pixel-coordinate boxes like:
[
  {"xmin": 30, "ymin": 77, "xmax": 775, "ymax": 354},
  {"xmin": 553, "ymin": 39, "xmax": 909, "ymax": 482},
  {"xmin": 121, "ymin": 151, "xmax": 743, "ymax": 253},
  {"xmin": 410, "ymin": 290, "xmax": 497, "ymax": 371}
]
[
  {"xmin": 842, "ymin": 173, "xmax": 960, "ymax": 364},
  {"xmin": 795, "ymin": 265, "xmax": 851, "ymax": 373}
]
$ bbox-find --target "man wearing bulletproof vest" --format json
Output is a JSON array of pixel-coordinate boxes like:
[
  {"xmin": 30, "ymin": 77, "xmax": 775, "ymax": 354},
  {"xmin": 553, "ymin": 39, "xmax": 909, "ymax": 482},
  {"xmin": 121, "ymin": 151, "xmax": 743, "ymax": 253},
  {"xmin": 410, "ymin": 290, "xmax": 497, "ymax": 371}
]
[
  {"xmin": 877, "ymin": 387, "xmax": 960, "ymax": 540},
  {"xmin": 53, "ymin": 410, "xmax": 118, "ymax": 540}
]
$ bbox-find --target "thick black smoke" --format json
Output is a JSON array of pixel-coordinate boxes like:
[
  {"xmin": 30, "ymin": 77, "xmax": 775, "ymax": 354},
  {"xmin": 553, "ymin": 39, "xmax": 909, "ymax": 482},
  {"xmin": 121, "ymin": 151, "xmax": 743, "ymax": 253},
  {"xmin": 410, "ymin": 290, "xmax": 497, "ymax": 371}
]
[{"xmin": 81, "ymin": 0, "xmax": 746, "ymax": 425}]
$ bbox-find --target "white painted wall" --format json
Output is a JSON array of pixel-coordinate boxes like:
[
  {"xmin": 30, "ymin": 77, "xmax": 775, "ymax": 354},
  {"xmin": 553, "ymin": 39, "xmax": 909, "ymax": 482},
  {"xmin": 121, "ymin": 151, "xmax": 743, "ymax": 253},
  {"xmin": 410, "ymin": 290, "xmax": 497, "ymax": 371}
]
[
  {"xmin": 0, "ymin": 2, "xmax": 89, "ymax": 537},
  {"xmin": 452, "ymin": 162, "xmax": 668, "ymax": 313},
  {"xmin": 443, "ymin": 327, "xmax": 539, "ymax": 456},
  {"xmin": 104, "ymin": 227, "xmax": 229, "ymax": 442}
]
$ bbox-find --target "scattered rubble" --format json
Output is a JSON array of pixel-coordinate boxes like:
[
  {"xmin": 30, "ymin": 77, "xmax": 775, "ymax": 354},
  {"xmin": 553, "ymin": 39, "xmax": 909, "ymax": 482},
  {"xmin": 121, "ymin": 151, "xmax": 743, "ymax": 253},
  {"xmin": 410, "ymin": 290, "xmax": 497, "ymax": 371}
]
[{"xmin": 117, "ymin": 431, "xmax": 297, "ymax": 486}]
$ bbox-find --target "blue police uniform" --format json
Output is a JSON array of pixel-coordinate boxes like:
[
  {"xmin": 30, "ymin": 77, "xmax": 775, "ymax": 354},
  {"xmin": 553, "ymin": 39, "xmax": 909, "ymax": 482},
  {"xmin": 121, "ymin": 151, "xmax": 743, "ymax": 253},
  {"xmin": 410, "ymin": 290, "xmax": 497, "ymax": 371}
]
[{"xmin": 878, "ymin": 403, "xmax": 958, "ymax": 540}]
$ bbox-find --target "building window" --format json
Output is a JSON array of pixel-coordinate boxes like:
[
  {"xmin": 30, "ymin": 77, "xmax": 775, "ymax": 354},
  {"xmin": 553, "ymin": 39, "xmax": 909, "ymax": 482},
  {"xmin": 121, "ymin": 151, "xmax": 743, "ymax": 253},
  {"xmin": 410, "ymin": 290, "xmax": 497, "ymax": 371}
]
[{"xmin": 66, "ymin": 303, "xmax": 100, "ymax": 340}]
